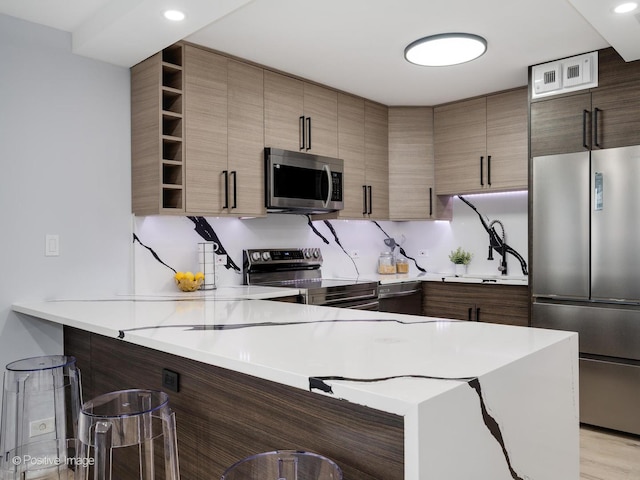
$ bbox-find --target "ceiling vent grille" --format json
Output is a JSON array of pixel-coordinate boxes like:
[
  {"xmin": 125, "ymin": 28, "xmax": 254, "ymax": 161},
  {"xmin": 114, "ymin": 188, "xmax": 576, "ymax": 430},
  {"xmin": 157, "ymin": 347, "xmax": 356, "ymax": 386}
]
[{"xmin": 531, "ymin": 51, "xmax": 598, "ymax": 99}]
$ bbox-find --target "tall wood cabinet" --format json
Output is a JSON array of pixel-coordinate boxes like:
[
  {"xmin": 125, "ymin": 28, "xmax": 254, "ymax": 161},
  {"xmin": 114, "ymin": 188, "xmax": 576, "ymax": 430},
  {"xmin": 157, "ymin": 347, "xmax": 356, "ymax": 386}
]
[
  {"xmin": 132, "ymin": 44, "xmax": 185, "ymax": 214},
  {"xmin": 132, "ymin": 43, "xmax": 266, "ymax": 217},
  {"xmin": 264, "ymin": 71, "xmax": 338, "ymax": 157},
  {"xmin": 388, "ymin": 107, "xmax": 452, "ymax": 220},
  {"xmin": 434, "ymin": 88, "xmax": 528, "ymax": 195},
  {"xmin": 530, "ymin": 48, "xmax": 640, "ymax": 157},
  {"xmin": 364, "ymin": 101, "xmax": 389, "ymax": 219}
]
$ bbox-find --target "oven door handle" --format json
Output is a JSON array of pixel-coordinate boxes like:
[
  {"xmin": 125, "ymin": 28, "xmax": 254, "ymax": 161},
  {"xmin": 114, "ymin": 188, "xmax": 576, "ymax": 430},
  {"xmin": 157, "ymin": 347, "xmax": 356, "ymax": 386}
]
[
  {"xmin": 322, "ymin": 164, "xmax": 333, "ymax": 208},
  {"xmin": 319, "ymin": 292, "xmax": 377, "ymax": 306}
]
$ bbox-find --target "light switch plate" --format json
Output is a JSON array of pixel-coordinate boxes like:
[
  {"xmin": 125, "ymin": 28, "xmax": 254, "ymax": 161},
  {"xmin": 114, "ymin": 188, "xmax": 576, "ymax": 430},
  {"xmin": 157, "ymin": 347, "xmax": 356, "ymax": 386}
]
[{"xmin": 45, "ymin": 234, "xmax": 59, "ymax": 256}]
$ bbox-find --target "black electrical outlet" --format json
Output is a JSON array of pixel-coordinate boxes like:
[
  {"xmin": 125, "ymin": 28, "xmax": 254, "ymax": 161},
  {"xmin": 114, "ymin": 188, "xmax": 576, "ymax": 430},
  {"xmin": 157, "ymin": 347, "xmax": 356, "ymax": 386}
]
[{"xmin": 162, "ymin": 368, "xmax": 180, "ymax": 392}]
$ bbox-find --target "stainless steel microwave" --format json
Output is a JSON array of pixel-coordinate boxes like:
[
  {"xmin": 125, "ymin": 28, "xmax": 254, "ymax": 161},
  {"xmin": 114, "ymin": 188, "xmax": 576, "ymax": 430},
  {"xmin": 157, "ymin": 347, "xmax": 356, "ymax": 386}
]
[{"xmin": 265, "ymin": 148, "xmax": 344, "ymax": 213}]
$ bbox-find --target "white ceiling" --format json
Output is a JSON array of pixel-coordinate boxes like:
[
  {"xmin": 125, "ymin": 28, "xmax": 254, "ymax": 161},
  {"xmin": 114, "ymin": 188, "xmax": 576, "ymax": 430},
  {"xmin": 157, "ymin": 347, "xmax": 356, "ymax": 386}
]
[{"xmin": 2, "ymin": 0, "xmax": 639, "ymax": 105}]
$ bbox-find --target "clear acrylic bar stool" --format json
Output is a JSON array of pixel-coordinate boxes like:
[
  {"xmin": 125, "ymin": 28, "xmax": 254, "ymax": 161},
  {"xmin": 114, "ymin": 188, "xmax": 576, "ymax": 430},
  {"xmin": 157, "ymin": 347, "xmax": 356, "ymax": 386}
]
[
  {"xmin": 0, "ymin": 355, "xmax": 82, "ymax": 480},
  {"xmin": 221, "ymin": 450, "xmax": 342, "ymax": 480},
  {"xmin": 77, "ymin": 389, "xmax": 179, "ymax": 480}
]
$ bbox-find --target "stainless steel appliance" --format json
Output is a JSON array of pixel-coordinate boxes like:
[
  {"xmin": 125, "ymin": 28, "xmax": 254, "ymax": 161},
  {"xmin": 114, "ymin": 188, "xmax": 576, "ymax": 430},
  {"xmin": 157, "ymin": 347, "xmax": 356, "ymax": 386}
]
[
  {"xmin": 532, "ymin": 144, "xmax": 640, "ymax": 435},
  {"xmin": 265, "ymin": 148, "xmax": 344, "ymax": 214},
  {"xmin": 243, "ymin": 248, "xmax": 378, "ymax": 310},
  {"xmin": 378, "ymin": 281, "xmax": 422, "ymax": 315}
]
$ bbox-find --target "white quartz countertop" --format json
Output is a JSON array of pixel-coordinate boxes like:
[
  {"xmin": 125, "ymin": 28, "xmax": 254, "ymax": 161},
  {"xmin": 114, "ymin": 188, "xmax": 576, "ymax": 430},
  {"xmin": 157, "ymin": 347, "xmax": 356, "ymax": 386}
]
[{"xmin": 13, "ymin": 291, "xmax": 570, "ymax": 417}]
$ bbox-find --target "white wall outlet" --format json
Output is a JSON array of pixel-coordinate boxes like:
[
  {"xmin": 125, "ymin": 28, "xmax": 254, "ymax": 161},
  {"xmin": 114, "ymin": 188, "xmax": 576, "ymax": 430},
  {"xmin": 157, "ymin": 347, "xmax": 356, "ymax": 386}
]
[
  {"xmin": 350, "ymin": 250, "xmax": 360, "ymax": 258},
  {"xmin": 45, "ymin": 234, "xmax": 59, "ymax": 256},
  {"xmin": 215, "ymin": 254, "xmax": 227, "ymax": 265},
  {"xmin": 419, "ymin": 249, "xmax": 429, "ymax": 257},
  {"xmin": 30, "ymin": 417, "xmax": 55, "ymax": 437}
]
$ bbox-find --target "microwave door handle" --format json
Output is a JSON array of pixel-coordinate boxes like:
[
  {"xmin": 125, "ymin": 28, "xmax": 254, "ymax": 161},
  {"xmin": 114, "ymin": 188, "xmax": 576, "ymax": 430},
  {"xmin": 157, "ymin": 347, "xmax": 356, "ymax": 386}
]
[{"xmin": 322, "ymin": 164, "xmax": 332, "ymax": 208}]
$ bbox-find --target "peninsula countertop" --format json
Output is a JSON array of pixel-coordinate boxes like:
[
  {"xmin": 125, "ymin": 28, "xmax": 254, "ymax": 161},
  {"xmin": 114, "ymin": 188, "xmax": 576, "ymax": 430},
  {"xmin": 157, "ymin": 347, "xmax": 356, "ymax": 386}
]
[
  {"xmin": 14, "ymin": 293, "xmax": 566, "ymax": 415},
  {"xmin": 12, "ymin": 290, "xmax": 578, "ymax": 479}
]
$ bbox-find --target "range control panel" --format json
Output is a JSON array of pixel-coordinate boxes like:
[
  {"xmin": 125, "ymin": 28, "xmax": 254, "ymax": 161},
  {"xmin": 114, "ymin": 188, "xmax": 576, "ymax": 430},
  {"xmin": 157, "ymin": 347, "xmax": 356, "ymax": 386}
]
[{"xmin": 243, "ymin": 248, "xmax": 322, "ymax": 267}]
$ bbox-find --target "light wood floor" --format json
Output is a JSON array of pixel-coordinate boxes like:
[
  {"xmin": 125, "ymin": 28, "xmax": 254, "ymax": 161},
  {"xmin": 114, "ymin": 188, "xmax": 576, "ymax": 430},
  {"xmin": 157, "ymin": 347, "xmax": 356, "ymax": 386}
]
[{"xmin": 581, "ymin": 425, "xmax": 640, "ymax": 479}]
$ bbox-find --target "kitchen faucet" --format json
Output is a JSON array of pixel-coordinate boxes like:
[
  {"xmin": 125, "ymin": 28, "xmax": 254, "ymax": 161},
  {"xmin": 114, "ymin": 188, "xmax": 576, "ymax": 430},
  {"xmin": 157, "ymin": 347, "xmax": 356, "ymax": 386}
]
[
  {"xmin": 488, "ymin": 219, "xmax": 508, "ymax": 275},
  {"xmin": 457, "ymin": 195, "xmax": 529, "ymax": 276}
]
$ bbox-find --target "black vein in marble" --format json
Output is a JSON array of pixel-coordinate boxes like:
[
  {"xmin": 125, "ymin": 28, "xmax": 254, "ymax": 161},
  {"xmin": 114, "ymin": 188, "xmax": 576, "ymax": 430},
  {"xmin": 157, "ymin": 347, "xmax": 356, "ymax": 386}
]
[
  {"xmin": 310, "ymin": 375, "xmax": 527, "ymax": 480},
  {"xmin": 187, "ymin": 216, "xmax": 240, "ymax": 271},
  {"xmin": 132, "ymin": 234, "xmax": 176, "ymax": 273},
  {"xmin": 468, "ymin": 378, "xmax": 525, "ymax": 480},
  {"xmin": 305, "ymin": 215, "xmax": 330, "ymax": 244},
  {"xmin": 117, "ymin": 317, "xmax": 450, "ymax": 337},
  {"xmin": 323, "ymin": 220, "xmax": 360, "ymax": 276}
]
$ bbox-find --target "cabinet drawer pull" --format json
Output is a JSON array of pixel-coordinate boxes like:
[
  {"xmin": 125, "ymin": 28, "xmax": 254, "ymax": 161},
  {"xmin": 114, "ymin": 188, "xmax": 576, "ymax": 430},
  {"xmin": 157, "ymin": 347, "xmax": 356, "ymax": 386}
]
[
  {"xmin": 230, "ymin": 171, "xmax": 237, "ymax": 209},
  {"xmin": 480, "ymin": 156, "xmax": 484, "ymax": 186},
  {"xmin": 222, "ymin": 170, "xmax": 229, "ymax": 209},
  {"xmin": 299, "ymin": 116, "xmax": 305, "ymax": 151},
  {"xmin": 594, "ymin": 107, "xmax": 601, "ymax": 148}
]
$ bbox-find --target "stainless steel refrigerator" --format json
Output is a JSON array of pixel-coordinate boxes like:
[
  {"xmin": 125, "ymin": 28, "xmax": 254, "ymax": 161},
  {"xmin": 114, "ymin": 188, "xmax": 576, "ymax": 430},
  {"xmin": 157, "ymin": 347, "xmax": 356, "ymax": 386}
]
[{"xmin": 532, "ymin": 144, "xmax": 640, "ymax": 435}]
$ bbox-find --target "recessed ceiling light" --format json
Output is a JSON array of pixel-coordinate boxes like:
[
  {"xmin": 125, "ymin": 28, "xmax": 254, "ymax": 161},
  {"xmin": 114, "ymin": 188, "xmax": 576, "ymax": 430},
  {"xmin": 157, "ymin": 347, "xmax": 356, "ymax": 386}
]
[
  {"xmin": 613, "ymin": 2, "xmax": 638, "ymax": 13},
  {"xmin": 163, "ymin": 9, "xmax": 186, "ymax": 21},
  {"xmin": 404, "ymin": 33, "xmax": 487, "ymax": 67}
]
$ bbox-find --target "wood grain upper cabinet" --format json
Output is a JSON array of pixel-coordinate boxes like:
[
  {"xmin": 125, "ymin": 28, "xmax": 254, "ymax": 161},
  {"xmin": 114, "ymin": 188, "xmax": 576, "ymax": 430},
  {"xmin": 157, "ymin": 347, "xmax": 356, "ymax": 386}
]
[
  {"xmin": 388, "ymin": 107, "xmax": 452, "ymax": 220},
  {"xmin": 422, "ymin": 282, "xmax": 529, "ymax": 327},
  {"xmin": 264, "ymin": 71, "xmax": 338, "ymax": 157},
  {"xmin": 334, "ymin": 97, "xmax": 389, "ymax": 219},
  {"xmin": 227, "ymin": 59, "xmax": 266, "ymax": 217},
  {"xmin": 364, "ymin": 101, "xmax": 389, "ymax": 219},
  {"xmin": 434, "ymin": 88, "xmax": 528, "ymax": 195},
  {"xmin": 184, "ymin": 45, "xmax": 228, "ymax": 214},
  {"xmin": 530, "ymin": 93, "xmax": 592, "ymax": 157},
  {"xmin": 336, "ymin": 93, "xmax": 366, "ymax": 218}
]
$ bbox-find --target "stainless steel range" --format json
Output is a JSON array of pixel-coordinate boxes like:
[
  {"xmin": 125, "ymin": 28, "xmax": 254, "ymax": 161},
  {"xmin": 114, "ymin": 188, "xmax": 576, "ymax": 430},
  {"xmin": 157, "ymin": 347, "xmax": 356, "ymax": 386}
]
[{"xmin": 243, "ymin": 248, "xmax": 379, "ymax": 310}]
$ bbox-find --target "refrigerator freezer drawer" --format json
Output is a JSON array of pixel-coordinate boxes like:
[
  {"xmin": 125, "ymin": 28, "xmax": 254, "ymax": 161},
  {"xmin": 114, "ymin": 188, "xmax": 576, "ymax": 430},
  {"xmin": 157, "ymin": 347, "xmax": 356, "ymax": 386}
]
[
  {"xmin": 580, "ymin": 357, "xmax": 640, "ymax": 435},
  {"xmin": 532, "ymin": 301, "xmax": 640, "ymax": 361}
]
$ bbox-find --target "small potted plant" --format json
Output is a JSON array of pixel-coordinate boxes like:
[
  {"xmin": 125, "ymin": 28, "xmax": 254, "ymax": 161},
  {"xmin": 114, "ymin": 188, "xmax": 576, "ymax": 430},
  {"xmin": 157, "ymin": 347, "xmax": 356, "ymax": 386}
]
[{"xmin": 449, "ymin": 247, "xmax": 473, "ymax": 276}]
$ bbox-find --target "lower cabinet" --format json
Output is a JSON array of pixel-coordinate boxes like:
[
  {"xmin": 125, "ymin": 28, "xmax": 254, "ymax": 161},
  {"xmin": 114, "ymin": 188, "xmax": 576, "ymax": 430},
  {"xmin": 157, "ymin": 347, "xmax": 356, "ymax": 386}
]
[
  {"xmin": 63, "ymin": 327, "xmax": 403, "ymax": 480},
  {"xmin": 422, "ymin": 282, "xmax": 529, "ymax": 327}
]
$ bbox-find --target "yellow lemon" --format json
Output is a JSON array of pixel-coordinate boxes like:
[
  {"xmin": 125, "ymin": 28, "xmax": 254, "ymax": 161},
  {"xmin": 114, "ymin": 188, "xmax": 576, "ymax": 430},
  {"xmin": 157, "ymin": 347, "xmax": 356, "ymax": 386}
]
[
  {"xmin": 184, "ymin": 271, "xmax": 195, "ymax": 281},
  {"xmin": 174, "ymin": 271, "xmax": 185, "ymax": 281},
  {"xmin": 195, "ymin": 272, "xmax": 204, "ymax": 280}
]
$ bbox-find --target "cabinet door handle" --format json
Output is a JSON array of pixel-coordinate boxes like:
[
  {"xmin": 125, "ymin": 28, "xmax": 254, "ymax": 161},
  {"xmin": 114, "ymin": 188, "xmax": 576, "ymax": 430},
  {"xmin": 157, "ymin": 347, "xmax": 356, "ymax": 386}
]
[
  {"xmin": 222, "ymin": 170, "xmax": 229, "ymax": 209},
  {"xmin": 487, "ymin": 155, "xmax": 491, "ymax": 186},
  {"xmin": 468, "ymin": 307, "xmax": 473, "ymax": 321},
  {"xmin": 367, "ymin": 185, "xmax": 373, "ymax": 214},
  {"xmin": 362, "ymin": 185, "xmax": 368, "ymax": 215},
  {"xmin": 230, "ymin": 171, "xmax": 237, "ymax": 209},
  {"xmin": 476, "ymin": 307, "xmax": 481, "ymax": 322},
  {"xmin": 594, "ymin": 107, "xmax": 601, "ymax": 148},
  {"xmin": 582, "ymin": 109, "xmax": 590, "ymax": 150},
  {"xmin": 306, "ymin": 117, "xmax": 312, "ymax": 151},
  {"xmin": 480, "ymin": 156, "xmax": 484, "ymax": 186},
  {"xmin": 429, "ymin": 187, "xmax": 433, "ymax": 217},
  {"xmin": 299, "ymin": 116, "xmax": 305, "ymax": 151}
]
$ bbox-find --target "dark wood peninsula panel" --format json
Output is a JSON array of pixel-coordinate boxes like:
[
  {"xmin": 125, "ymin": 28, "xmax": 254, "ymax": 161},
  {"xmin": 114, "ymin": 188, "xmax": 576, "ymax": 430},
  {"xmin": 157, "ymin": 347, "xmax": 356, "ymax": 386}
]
[{"xmin": 64, "ymin": 327, "xmax": 404, "ymax": 480}]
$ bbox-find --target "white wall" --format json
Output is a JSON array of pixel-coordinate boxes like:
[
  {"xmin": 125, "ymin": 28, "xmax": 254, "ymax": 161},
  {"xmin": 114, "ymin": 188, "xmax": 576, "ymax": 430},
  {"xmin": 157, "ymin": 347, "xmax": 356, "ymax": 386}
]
[
  {"xmin": 133, "ymin": 191, "xmax": 528, "ymax": 293},
  {"xmin": 0, "ymin": 15, "xmax": 133, "ymax": 387}
]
